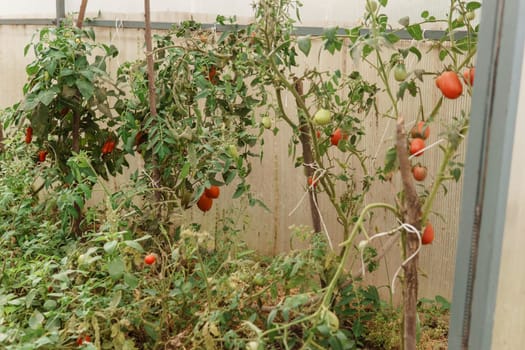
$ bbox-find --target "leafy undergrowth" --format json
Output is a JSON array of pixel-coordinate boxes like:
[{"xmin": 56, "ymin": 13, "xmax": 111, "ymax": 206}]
[{"xmin": 0, "ymin": 141, "xmax": 449, "ymax": 349}]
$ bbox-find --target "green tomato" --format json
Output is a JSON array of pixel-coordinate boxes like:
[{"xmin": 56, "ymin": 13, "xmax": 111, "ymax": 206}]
[
  {"xmin": 261, "ymin": 116, "xmax": 271, "ymax": 129},
  {"xmin": 457, "ymin": 14, "xmax": 464, "ymax": 24},
  {"xmin": 465, "ymin": 11, "xmax": 475, "ymax": 21},
  {"xmin": 77, "ymin": 254, "xmax": 87, "ymax": 266},
  {"xmin": 246, "ymin": 341, "xmax": 260, "ymax": 350},
  {"xmin": 253, "ymin": 273, "xmax": 266, "ymax": 286},
  {"xmin": 226, "ymin": 144, "xmax": 239, "ymax": 160},
  {"xmin": 313, "ymin": 108, "xmax": 332, "ymax": 126},
  {"xmin": 393, "ymin": 64, "xmax": 408, "ymax": 82}
]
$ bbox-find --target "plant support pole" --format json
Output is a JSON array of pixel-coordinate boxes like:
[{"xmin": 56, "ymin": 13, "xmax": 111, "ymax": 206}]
[
  {"xmin": 144, "ymin": 0, "xmax": 162, "ymax": 201},
  {"xmin": 71, "ymin": 0, "xmax": 88, "ymax": 236}
]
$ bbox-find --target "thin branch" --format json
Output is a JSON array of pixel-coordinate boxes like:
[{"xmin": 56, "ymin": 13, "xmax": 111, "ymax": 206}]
[{"xmin": 395, "ymin": 116, "xmax": 421, "ymax": 350}]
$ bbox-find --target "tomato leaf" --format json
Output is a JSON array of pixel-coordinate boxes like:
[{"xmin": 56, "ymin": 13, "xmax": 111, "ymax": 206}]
[
  {"xmin": 38, "ymin": 90, "xmax": 57, "ymax": 106},
  {"xmin": 383, "ymin": 33, "xmax": 400, "ymax": 44},
  {"xmin": 179, "ymin": 162, "xmax": 191, "ymax": 181},
  {"xmin": 297, "ymin": 36, "xmax": 312, "ymax": 56},
  {"xmin": 383, "ymin": 147, "xmax": 398, "ymax": 174},
  {"xmin": 406, "ymin": 24, "xmax": 423, "ymax": 40},
  {"xmin": 439, "ymin": 49, "xmax": 448, "ymax": 61},
  {"xmin": 451, "ymin": 168, "xmax": 461, "ymax": 182},
  {"xmin": 28, "ymin": 310, "xmax": 44, "ymax": 330},
  {"xmin": 123, "ymin": 240, "xmax": 144, "ymax": 252},
  {"xmin": 323, "ymin": 27, "xmax": 343, "ymax": 54},
  {"xmin": 409, "ymin": 46, "xmax": 422, "ymax": 61},
  {"xmin": 124, "ymin": 273, "xmax": 139, "ymax": 289},
  {"xmin": 466, "ymin": 1, "xmax": 481, "ymax": 10},
  {"xmin": 103, "ymin": 240, "xmax": 118, "ymax": 254},
  {"xmin": 109, "ymin": 291, "xmax": 122, "ymax": 309},
  {"xmin": 75, "ymin": 79, "xmax": 94, "ymax": 100},
  {"xmin": 108, "ymin": 258, "xmax": 125, "ymax": 280},
  {"xmin": 233, "ymin": 183, "xmax": 248, "ymax": 199}
]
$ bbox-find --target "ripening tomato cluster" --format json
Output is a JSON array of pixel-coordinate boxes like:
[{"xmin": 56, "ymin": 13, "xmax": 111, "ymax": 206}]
[
  {"xmin": 409, "ymin": 121, "xmax": 429, "ymax": 182},
  {"xmin": 197, "ymin": 185, "xmax": 221, "ymax": 212},
  {"xmin": 76, "ymin": 335, "xmax": 91, "ymax": 346},
  {"xmin": 101, "ymin": 139, "xmax": 116, "ymax": 155},
  {"xmin": 412, "ymin": 67, "xmax": 476, "ymax": 246},
  {"xmin": 311, "ymin": 109, "xmax": 351, "ymax": 148},
  {"xmin": 409, "ymin": 121, "xmax": 429, "ymax": 160}
]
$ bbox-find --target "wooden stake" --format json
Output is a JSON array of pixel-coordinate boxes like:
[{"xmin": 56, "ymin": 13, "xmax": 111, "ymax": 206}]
[
  {"xmin": 72, "ymin": 0, "xmax": 88, "ymax": 236},
  {"xmin": 144, "ymin": 0, "xmax": 162, "ymax": 202}
]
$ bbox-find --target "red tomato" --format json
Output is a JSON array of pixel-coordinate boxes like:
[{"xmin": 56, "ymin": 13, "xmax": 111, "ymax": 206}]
[
  {"xmin": 205, "ymin": 185, "xmax": 220, "ymax": 199},
  {"xmin": 108, "ymin": 140, "xmax": 116, "ymax": 153},
  {"xmin": 76, "ymin": 335, "xmax": 91, "ymax": 346},
  {"xmin": 197, "ymin": 193, "xmax": 213, "ymax": 212},
  {"xmin": 463, "ymin": 67, "xmax": 475, "ymax": 86},
  {"xmin": 25, "ymin": 126, "xmax": 33, "ymax": 144},
  {"xmin": 144, "ymin": 254, "xmax": 156, "ymax": 265},
  {"xmin": 410, "ymin": 121, "xmax": 430, "ymax": 140},
  {"xmin": 435, "ymin": 71, "xmax": 463, "ymax": 99},
  {"xmin": 102, "ymin": 139, "xmax": 116, "ymax": 154},
  {"xmin": 101, "ymin": 141, "xmax": 109, "ymax": 154},
  {"xmin": 330, "ymin": 128, "xmax": 348, "ymax": 146},
  {"xmin": 409, "ymin": 138, "xmax": 425, "ymax": 157},
  {"xmin": 135, "ymin": 131, "xmax": 148, "ymax": 146},
  {"xmin": 38, "ymin": 150, "xmax": 48, "ymax": 162},
  {"xmin": 207, "ymin": 65, "xmax": 218, "ymax": 85},
  {"xmin": 412, "ymin": 165, "xmax": 428, "ymax": 181},
  {"xmin": 422, "ymin": 223, "xmax": 435, "ymax": 245}
]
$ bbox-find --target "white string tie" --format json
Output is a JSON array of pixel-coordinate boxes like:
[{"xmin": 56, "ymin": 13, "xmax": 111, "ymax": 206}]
[{"xmin": 408, "ymin": 138, "xmax": 445, "ymax": 160}]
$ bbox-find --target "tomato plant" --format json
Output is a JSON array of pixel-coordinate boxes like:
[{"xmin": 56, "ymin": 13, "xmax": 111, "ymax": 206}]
[
  {"xmin": 115, "ymin": 20, "xmax": 267, "ymax": 220},
  {"xmin": 0, "ymin": 0, "xmax": 480, "ymax": 348},
  {"xmin": 9, "ymin": 24, "xmax": 127, "ymax": 182}
]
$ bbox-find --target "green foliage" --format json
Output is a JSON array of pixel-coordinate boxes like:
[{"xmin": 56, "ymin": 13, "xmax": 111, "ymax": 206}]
[
  {"xmin": 0, "ymin": 0, "xmax": 479, "ymax": 348},
  {"xmin": 115, "ymin": 23, "xmax": 267, "ymax": 213},
  {"xmin": 9, "ymin": 23, "xmax": 127, "ymax": 183}
]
